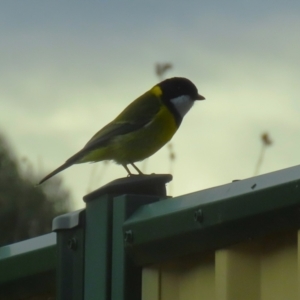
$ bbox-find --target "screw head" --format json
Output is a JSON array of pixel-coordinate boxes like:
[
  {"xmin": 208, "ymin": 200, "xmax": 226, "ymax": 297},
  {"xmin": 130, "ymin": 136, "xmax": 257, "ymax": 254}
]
[
  {"xmin": 67, "ymin": 237, "xmax": 78, "ymax": 250},
  {"xmin": 124, "ymin": 230, "xmax": 134, "ymax": 244},
  {"xmin": 194, "ymin": 209, "xmax": 203, "ymax": 223}
]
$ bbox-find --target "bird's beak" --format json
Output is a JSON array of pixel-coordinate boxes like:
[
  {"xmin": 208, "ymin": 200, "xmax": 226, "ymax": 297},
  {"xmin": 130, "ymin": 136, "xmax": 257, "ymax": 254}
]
[{"xmin": 196, "ymin": 94, "xmax": 205, "ymax": 100}]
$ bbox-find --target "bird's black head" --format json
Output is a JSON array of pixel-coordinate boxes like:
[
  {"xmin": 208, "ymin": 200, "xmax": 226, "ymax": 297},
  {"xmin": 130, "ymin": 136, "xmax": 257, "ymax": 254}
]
[{"xmin": 158, "ymin": 77, "xmax": 205, "ymax": 102}]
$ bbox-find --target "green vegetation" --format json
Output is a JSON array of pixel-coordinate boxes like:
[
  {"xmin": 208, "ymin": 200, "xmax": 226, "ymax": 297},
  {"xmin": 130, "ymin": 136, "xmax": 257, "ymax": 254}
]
[{"xmin": 0, "ymin": 133, "xmax": 72, "ymax": 247}]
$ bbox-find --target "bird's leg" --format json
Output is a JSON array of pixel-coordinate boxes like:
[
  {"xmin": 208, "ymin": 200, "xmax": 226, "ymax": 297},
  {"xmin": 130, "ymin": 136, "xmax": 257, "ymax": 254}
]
[
  {"xmin": 122, "ymin": 164, "xmax": 133, "ymax": 176},
  {"xmin": 131, "ymin": 163, "xmax": 144, "ymax": 175}
]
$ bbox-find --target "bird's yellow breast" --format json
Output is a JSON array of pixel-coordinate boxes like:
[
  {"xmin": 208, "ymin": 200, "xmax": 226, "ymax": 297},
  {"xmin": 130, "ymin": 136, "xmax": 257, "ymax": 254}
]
[
  {"xmin": 85, "ymin": 103, "xmax": 178, "ymax": 164},
  {"xmin": 112, "ymin": 103, "xmax": 178, "ymax": 163}
]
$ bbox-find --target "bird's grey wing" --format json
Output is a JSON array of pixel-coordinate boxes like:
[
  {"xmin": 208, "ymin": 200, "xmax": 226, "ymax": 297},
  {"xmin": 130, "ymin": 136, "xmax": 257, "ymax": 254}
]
[
  {"xmin": 82, "ymin": 91, "xmax": 161, "ymax": 152},
  {"xmin": 82, "ymin": 121, "xmax": 144, "ymax": 152}
]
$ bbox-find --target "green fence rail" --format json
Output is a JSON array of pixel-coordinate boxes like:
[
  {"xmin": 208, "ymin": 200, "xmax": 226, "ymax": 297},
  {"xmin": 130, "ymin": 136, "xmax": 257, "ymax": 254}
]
[
  {"xmin": 0, "ymin": 233, "xmax": 56, "ymax": 299},
  {"xmin": 1, "ymin": 166, "xmax": 300, "ymax": 299}
]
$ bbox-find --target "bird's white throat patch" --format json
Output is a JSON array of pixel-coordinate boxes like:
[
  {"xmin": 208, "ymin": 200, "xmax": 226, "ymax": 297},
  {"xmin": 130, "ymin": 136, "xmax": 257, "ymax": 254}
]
[{"xmin": 170, "ymin": 95, "xmax": 194, "ymax": 118}]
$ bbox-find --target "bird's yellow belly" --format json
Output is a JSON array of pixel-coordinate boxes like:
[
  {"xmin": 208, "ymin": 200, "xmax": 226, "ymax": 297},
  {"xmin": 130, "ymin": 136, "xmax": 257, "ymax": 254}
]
[
  {"xmin": 86, "ymin": 105, "xmax": 178, "ymax": 164},
  {"xmin": 112, "ymin": 105, "xmax": 177, "ymax": 163}
]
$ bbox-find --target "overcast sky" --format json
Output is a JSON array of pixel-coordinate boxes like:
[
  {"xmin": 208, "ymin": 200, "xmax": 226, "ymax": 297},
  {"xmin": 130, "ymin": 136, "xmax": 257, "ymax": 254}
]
[{"xmin": 1, "ymin": 1, "xmax": 300, "ymax": 208}]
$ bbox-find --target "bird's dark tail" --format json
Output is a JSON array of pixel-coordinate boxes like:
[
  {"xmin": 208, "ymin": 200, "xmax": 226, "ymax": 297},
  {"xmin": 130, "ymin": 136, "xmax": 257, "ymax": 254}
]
[
  {"xmin": 38, "ymin": 162, "xmax": 73, "ymax": 185},
  {"xmin": 38, "ymin": 147, "xmax": 90, "ymax": 185}
]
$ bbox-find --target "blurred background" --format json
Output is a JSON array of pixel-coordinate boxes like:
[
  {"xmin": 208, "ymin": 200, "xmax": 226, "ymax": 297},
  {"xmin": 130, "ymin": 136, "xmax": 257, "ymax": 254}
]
[{"xmin": 1, "ymin": 1, "xmax": 300, "ymax": 245}]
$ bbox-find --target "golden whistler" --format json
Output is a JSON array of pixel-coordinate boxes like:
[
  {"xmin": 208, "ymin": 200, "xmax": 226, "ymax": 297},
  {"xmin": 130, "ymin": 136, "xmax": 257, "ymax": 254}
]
[{"xmin": 39, "ymin": 77, "xmax": 205, "ymax": 184}]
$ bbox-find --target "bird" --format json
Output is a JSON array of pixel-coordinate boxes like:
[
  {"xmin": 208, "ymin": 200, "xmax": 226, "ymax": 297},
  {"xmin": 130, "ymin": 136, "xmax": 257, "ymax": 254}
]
[{"xmin": 38, "ymin": 77, "xmax": 205, "ymax": 185}]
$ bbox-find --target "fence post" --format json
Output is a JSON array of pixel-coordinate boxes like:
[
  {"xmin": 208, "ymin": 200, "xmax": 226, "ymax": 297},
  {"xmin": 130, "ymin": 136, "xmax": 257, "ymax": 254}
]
[
  {"xmin": 53, "ymin": 174, "xmax": 171, "ymax": 300},
  {"xmin": 83, "ymin": 174, "xmax": 172, "ymax": 300},
  {"xmin": 53, "ymin": 209, "xmax": 85, "ymax": 300}
]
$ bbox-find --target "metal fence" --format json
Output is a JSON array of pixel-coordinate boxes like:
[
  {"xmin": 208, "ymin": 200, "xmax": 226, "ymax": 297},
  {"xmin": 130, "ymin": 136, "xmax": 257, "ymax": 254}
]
[{"xmin": 1, "ymin": 166, "xmax": 300, "ymax": 300}]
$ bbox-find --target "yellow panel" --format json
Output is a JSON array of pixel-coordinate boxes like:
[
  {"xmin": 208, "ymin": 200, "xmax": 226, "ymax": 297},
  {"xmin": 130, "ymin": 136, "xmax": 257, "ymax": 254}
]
[
  {"xmin": 260, "ymin": 232, "xmax": 297, "ymax": 300},
  {"xmin": 215, "ymin": 242, "xmax": 260, "ymax": 300},
  {"xmin": 142, "ymin": 230, "xmax": 299, "ymax": 300},
  {"xmin": 142, "ymin": 267, "xmax": 161, "ymax": 300},
  {"xmin": 178, "ymin": 254, "xmax": 215, "ymax": 300},
  {"xmin": 142, "ymin": 254, "xmax": 215, "ymax": 300},
  {"xmin": 160, "ymin": 264, "xmax": 180, "ymax": 300}
]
